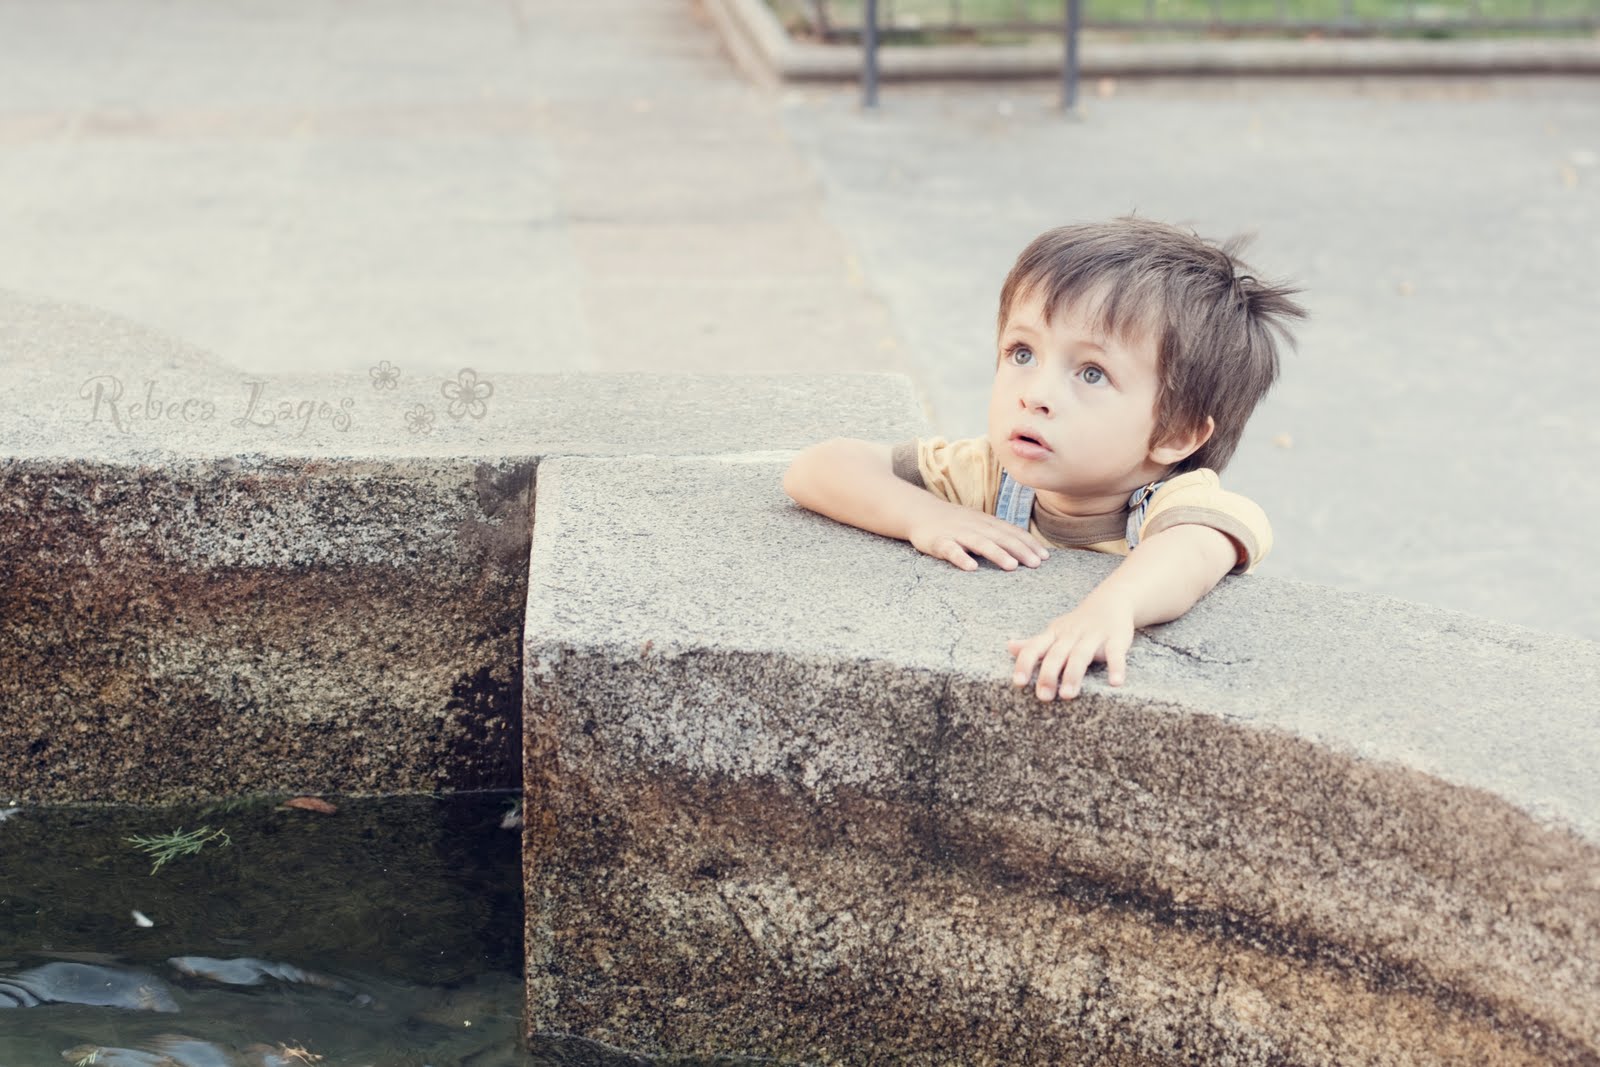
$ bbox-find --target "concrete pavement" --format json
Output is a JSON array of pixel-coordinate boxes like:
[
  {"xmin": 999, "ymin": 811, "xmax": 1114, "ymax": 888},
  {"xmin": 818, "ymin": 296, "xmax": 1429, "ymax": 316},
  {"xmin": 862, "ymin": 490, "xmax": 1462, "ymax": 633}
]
[
  {"xmin": 0, "ymin": 0, "xmax": 906, "ymax": 379},
  {"xmin": 774, "ymin": 74, "xmax": 1600, "ymax": 640},
  {"xmin": 1, "ymin": 1, "xmax": 1596, "ymax": 639}
]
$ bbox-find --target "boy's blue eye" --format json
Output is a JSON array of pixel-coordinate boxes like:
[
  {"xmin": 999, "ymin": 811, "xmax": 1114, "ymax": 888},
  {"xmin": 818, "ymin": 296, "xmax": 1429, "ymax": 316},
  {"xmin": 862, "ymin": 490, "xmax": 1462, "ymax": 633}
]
[
  {"xmin": 1008, "ymin": 346, "xmax": 1034, "ymax": 366},
  {"xmin": 1079, "ymin": 365, "xmax": 1106, "ymax": 386}
]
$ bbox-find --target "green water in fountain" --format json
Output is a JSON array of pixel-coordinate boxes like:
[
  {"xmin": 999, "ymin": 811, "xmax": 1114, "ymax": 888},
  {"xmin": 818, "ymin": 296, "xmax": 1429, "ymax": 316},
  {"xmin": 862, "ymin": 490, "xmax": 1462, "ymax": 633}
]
[{"xmin": 0, "ymin": 795, "xmax": 753, "ymax": 1067}]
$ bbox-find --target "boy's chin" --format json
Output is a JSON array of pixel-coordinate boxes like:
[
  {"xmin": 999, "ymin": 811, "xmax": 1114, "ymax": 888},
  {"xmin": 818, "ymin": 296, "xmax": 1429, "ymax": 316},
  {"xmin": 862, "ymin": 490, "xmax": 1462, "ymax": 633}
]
[{"xmin": 997, "ymin": 464, "xmax": 1063, "ymax": 494}]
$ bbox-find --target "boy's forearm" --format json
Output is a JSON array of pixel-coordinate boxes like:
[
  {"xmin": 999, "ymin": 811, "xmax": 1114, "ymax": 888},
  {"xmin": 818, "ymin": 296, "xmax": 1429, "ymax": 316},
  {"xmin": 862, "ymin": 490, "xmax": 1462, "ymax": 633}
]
[
  {"xmin": 783, "ymin": 438, "xmax": 942, "ymax": 542},
  {"xmin": 1083, "ymin": 523, "xmax": 1237, "ymax": 628}
]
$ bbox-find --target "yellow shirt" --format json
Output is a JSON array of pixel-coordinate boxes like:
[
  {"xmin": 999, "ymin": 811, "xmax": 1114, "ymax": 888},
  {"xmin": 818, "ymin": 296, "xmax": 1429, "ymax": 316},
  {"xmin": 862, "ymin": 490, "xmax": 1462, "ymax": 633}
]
[{"xmin": 891, "ymin": 437, "xmax": 1271, "ymax": 575}]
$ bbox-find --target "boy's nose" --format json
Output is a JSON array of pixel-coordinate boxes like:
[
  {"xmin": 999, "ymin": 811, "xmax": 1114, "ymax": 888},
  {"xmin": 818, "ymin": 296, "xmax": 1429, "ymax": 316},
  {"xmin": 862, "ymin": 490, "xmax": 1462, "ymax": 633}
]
[{"xmin": 1019, "ymin": 392, "xmax": 1052, "ymax": 416}]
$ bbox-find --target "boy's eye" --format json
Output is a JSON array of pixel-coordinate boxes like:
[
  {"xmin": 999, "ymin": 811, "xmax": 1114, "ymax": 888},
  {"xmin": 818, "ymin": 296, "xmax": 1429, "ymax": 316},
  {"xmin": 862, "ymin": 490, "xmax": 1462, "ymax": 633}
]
[
  {"xmin": 1007, "ymin": 345, "xmax": 1034, "ymax": 366},
  {"xmin": 1079, "ymin": 365, "xmax": 1107, "ymax": 386}
]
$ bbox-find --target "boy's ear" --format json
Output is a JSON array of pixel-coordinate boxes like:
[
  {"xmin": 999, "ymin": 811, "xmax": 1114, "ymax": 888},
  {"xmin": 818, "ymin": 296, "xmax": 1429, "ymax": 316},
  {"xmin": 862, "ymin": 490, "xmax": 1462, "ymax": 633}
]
[{"xmin": 1148, "ymin": 416, "xmax": 1215, "ymax": 466}]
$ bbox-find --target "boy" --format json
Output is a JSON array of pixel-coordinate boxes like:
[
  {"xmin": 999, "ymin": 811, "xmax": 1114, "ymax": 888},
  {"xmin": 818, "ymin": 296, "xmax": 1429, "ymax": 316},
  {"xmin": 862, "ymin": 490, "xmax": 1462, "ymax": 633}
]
[{"xmin": 784, "ymin": 217, "xmax": 1305, "ymax": 702}]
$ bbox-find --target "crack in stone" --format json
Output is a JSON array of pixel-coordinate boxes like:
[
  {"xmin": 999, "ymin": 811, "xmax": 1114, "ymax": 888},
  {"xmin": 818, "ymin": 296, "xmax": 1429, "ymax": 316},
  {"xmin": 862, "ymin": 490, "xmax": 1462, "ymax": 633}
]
[
  {"xmin": 904, "ymin": 554, "xmax": 965, "ymax": 675},
  {"xmin": 1141, "ymin": 632, "xmax": 1251, "ymax": 668}
]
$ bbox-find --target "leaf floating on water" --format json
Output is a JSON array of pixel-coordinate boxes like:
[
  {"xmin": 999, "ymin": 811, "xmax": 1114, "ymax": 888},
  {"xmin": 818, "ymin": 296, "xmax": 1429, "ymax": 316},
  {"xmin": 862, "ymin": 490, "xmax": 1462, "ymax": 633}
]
[{"xmin": 282, "ymin": 797, "xmax": 338, "ymax": 815}]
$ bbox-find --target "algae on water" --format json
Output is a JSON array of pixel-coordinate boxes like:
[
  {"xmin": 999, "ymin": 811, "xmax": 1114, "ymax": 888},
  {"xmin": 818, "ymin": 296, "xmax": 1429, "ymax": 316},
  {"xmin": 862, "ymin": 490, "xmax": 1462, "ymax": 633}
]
[{"xmin": 125, "ymin": 825, "xmax": 232, "ymax": 875}]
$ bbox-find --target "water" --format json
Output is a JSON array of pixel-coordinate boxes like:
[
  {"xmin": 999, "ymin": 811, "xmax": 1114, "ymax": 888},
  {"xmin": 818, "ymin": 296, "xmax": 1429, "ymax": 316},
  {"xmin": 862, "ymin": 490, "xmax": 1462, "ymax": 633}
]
[{"xmin": 0, "ymin": 794, "xmax": 698, "ymax": 1067}]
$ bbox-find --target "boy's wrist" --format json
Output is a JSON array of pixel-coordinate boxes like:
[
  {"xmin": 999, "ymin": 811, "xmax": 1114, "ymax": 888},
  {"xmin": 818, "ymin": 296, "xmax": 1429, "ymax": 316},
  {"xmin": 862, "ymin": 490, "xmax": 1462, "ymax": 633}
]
[{"xmin": 1077, "ymin": 581, "xmax": 1136, "ymax": 621}]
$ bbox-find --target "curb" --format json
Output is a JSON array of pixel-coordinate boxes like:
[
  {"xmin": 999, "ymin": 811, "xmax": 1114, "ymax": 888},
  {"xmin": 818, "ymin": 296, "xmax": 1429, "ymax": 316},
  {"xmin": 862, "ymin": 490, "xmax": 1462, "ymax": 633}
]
[{"xmin": 706, "ymin": 0, "xmax": 1600, "ymax": 80}]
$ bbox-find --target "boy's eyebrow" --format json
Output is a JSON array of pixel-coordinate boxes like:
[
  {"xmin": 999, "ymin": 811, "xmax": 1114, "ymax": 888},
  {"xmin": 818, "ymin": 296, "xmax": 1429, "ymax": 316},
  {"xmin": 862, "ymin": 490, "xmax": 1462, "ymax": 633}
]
[{"xmin": 1066, "ymin": 336, "xmax": 1121, "ymax": 364}]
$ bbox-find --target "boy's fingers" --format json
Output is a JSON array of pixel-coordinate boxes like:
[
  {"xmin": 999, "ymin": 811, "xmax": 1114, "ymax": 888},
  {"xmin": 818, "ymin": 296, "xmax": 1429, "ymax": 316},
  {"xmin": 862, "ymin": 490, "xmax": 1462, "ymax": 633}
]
[
  {"xmin": 1058, "ymin": 638, "xmax": 1102, "ymax": 699},
  {"xmin": 995, "ymin": 528, "xmax": 1048, "ymax": 566},
  {"xmin": 977, "ymin": 517, "xmax": 1048, "ymax": 565},
  {"xmin": 937, "ymin": 539, "xmax": 978, "ymax": 571},
  {"xmin": 1002, "ymin": 534, "xmax": 1046, "ymax": 568},
  {"xmin": 1035, "ymin": 636, "xmax": 1075, "ymax": 701},
  {"xmin": 961, "ymin": 536, "xmax": 1022, "ymax": 571},
  {"xmin": 1011, "ymin": 634, "xmax": 1050, "ymax": 685},
  {"xmin": 1104, "ymin": 634, "xmax": 1132, "ymax": 686},
  {"xmin": 980, "ymin": 545, "xmax": 1022, "ymax": 571}
]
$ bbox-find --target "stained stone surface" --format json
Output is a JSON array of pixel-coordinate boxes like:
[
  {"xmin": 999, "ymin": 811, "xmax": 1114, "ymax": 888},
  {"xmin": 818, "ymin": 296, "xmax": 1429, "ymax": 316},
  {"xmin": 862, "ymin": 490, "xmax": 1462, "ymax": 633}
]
[
  {"xmin": 524, "ymin": 454, "xmax": 1600, "ymax": 1066},
  {"xmin": 0, "ymin": 292, "xmax": 925, "ymax": 802}
]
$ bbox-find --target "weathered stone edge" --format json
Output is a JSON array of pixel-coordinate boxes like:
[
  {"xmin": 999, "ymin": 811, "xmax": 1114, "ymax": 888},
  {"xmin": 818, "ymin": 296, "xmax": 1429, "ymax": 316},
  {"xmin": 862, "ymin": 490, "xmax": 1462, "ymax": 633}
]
[{"xmin": 521, "ymin": 642, "xmax": 1600, "ymax": 1064}]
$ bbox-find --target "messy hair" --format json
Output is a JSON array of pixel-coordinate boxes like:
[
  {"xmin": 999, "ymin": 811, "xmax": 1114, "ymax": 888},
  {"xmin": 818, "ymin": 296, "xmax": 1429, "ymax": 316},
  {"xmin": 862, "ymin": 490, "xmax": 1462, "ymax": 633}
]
[{"xmin": 996, "ymin": 217, "xmax": 1306, "ymax": 474}]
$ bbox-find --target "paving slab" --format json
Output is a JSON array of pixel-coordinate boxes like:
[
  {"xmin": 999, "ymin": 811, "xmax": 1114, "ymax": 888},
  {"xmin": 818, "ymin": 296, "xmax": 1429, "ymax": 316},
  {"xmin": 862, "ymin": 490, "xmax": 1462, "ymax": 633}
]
[
  {"xmin": 523, "ymin": 452, "xmax": 1600, "ymax": 1065},
  {"xmin": 0, "ymin": 0, "xmax": 913, "ymax": 384}
]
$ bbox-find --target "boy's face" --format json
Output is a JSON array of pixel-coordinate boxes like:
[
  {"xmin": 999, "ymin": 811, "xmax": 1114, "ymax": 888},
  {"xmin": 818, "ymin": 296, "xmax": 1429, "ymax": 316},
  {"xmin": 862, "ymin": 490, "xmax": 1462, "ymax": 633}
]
[{"xmin": 988, "ymin": 286, "xmax": 1178, "ymax": 513}]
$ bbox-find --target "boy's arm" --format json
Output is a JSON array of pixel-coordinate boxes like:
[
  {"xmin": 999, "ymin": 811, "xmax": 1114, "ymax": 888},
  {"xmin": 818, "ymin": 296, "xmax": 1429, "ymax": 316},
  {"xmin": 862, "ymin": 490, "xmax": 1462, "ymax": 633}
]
[
  {"xmin": 783, "ymin": 438, "xmax": 1050, "ymax": 571},
  {"xmin": 1007, "ymin": 523, "xmax": 1236, "ymax": 701}
]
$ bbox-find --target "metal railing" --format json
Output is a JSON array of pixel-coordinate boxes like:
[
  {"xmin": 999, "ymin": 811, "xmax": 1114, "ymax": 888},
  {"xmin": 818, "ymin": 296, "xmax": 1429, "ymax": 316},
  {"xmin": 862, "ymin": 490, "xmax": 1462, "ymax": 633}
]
[
  {"xmin": 801, "ymin": 0, "xmax": 1600, "ymax": 39},
  {"xmin": 801, "ymin": 0, "xmax": 1600, "ymax": 107}
]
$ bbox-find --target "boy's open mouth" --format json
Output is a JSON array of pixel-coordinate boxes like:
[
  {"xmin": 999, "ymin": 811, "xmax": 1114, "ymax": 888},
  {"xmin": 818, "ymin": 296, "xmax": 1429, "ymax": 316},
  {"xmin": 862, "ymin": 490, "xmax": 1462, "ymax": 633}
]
[
  {"xmin": 1008, "ymin": 429, "xmax": 1052, "ymax": 460},
  {"xmin": 1012, "ymin": 431, "xmax": 1044, "ymax": 446}
]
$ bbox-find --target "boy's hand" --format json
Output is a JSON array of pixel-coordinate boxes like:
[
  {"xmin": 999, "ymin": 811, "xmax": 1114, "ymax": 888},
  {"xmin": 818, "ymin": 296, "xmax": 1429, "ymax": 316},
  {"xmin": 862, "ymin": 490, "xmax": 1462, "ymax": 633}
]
[
  {"xmin": 1007, "ymin": 594, "xmax": 1135, "ymax": 701},
  {"xmin": 1004, "ymin": 524, "xmax": 1237, "ymax": 702},
  {"xmin": 907, "ymin": 500, "xmax": 1051, "ymax": 572}
]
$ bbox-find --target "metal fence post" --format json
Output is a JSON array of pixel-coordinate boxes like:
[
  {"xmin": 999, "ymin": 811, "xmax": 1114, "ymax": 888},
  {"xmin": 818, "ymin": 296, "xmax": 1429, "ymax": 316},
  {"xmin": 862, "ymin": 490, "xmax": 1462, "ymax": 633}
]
[
  {"xmin": 863, "ymin": 0, "xmax": 880, "ymax": 109},
  {"xmin": 1062, "ymin": 0, "xmax": 1082, "ymax": 113}
]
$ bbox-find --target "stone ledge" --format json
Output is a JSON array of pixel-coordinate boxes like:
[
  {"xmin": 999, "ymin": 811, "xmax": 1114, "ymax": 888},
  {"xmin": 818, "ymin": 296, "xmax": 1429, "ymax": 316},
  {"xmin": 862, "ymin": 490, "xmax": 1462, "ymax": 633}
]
[
  {"xmin": 0, "ymin": 292, "xmax": 927, "ymax": 802},
  {"xmin": 523, "ymin": 453, "xmax": 1600, "ymax": 1064},
  {"xmin": 1, "ymin": 290, "xmax": 925, "ymax": 462},
  {"xmin": 708, "ymin": 0, "xmax": 1600, "ymax": 81}
]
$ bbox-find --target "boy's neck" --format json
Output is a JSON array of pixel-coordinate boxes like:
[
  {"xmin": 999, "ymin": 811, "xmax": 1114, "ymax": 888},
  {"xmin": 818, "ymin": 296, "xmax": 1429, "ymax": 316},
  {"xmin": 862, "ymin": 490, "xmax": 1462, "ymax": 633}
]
[
  {"xmin": 1030, "ymin": 471, "xmax": 1170, "ymax": 521},
  {"xmin": 1031, "ymin": 487, "xmax": 1132, "ymax": 521}
]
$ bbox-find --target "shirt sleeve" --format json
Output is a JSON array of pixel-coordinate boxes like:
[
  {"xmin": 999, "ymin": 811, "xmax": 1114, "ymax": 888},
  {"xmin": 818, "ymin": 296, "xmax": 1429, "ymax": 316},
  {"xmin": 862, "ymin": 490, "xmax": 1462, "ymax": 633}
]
[
  {"xmin": 889, "ymin": 437, "xmax": 995, "ymax": 512},
  {"xmin": 1138, "ymin": 469, "xmax": 1272, "ymax": 575}
]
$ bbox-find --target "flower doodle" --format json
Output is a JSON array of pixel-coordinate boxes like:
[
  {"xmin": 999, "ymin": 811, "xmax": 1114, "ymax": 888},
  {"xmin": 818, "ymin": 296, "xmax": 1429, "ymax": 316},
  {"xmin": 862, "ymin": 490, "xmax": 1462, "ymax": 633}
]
[
  {"xmin": 368, "ymin": 360, "xmax": 400, "ymax": 390},
  {"xmin": 404, "ymin": 404, "xmax": 436, "ymax": 435},
  {"xmin": 441, "ymin": 368, "xmax": 494, "ymax": 420}
]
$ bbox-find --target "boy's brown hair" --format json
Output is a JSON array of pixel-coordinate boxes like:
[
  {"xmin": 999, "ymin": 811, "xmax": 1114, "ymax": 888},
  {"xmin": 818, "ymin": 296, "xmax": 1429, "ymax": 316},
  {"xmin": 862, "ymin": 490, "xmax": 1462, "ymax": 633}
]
[{"xmin": 997, "ymin": 217, "xmax": 1306, "ymax": 475}]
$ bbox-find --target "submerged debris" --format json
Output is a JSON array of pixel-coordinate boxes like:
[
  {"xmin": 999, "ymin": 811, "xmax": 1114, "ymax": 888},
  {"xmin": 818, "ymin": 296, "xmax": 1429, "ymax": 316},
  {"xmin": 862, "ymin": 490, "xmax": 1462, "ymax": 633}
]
[
  {"xmin": 169, "ymin": 956, "xmax": 353, "ymax": 995},
  {"xmin": 61, "ymin": 1035, "xmax": 333, "ymax": 1067},
  {"xmin": 280, "ymin": 797, "xmax": 338, "ymax": 815},
  {"xmin": 0, "ymin": 961, "xmax": 179, "ymax": 1012}
]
